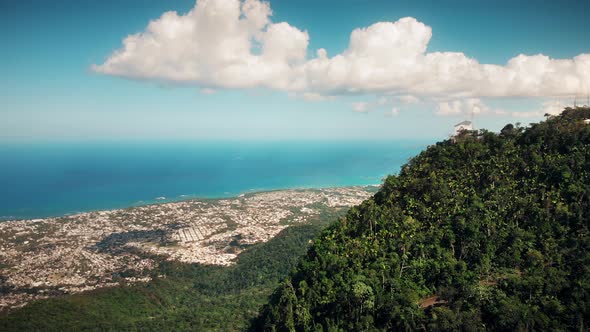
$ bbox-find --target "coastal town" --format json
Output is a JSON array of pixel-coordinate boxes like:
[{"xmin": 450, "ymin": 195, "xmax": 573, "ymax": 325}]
[{"xmin": 0, "ymin": 186, "xmax": 375, "ymax": 311}]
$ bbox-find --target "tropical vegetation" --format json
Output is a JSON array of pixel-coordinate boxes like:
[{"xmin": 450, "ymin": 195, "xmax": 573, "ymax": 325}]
[{"xmin": 252, "ymin": 107, "xmax": 590, "ymax": 331}]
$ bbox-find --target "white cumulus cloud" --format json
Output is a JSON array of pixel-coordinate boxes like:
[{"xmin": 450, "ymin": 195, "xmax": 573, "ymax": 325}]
[
  {"xmin": 200, "ymin": 88, "xmax": 217, "ymax": 95},
  {"xmin": 398, "ymin": 95, "xmax": 420, "ymax": 104},
  {"xmin": 435, "ymin": 98, "xmax": 489, "ymax": 116},
  {"xmin": 352, "ymin": 102, "xmax": 370, "ymax": 113},
  {"xmin": 385, "ymin": 107, "xmax": 400, "ymax": 117},
  {"xmin": 511, "ymin": 100, "xmax": 570, "ymax": 118},
  {"xmin": 93, "ymin": 0, "xmax": 590, "ymax": 101},
  {"xmin": 93, "ymin": 0, "xmax": 308, "ymax": 90}
]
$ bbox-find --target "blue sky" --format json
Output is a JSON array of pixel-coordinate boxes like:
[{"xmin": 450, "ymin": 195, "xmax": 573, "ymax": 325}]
[{"xmin": 1, "ymin": 0, "xmax": 589, "ymax": 141}]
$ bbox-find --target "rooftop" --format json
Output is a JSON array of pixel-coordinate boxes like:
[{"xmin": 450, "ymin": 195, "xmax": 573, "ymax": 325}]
[{"xmin": 454, "ymin": 120, "xmax": 473, "ymax": 127}]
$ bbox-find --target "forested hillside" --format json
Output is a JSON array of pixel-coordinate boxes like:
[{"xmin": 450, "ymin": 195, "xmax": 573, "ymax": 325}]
[{"xmin": 253, "ymin": 107, "xmax": 590, "ymax": 331}]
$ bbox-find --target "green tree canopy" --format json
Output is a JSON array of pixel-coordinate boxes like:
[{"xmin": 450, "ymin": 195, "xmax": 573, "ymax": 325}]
[{"xmin": 252, "ymin": 107, "xmax": 590, "ymax": 331}]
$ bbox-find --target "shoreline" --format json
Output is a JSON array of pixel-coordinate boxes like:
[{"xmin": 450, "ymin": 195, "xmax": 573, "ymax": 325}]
[
  {"xmin": 0, "ymin": 184, "xmax": 382, "ymax": 223},
  {"xmin": 0, "ymin": 186, "xmax": 377, "ymax": 311}
]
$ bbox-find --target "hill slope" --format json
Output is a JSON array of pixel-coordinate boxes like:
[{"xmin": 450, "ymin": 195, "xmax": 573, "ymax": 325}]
[
  {"xmin": 252, "ymin": 108, "xmax": 590, "ymax": 331},
  {"xmin": 0, "ymin": 220, "xmax": 336, "ymax": 331}
]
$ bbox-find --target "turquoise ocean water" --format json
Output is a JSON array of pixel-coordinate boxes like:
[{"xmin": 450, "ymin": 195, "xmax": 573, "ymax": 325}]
[{"xmin": 0, "ymin": 141, "xmax": 429, "ymax": 220}]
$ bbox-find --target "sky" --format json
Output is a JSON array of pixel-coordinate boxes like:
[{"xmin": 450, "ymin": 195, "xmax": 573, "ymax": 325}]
[{"xmin": 1, "ymin": 0, "xmax": 589, "ymax": 141}]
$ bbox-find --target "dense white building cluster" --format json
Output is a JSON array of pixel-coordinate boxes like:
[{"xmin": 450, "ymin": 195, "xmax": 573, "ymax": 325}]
[{"xmin": 0, "ymin": 187, "xmax": 374, "ymax": 311}]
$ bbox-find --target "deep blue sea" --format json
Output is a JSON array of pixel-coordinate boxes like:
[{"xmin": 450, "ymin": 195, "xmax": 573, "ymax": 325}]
[{"xmin": 0, "ymin": 140, "xmax": 429, "ymax": 220}]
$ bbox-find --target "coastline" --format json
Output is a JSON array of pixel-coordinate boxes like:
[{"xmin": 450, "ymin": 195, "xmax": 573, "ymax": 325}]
[
  {"xmin": 0, "ymin": 184, "xmax": 382, "ymax": 223},
  {"xmin": 0, "ymin": 140, "xmax": 425, "ymax": 223},
  {"xmin": 0, "ymin": 186, "xmax": 377, "ymax": 311}
]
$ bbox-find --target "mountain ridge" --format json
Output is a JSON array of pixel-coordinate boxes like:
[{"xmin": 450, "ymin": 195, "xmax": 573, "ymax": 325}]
[{"xmin": 252, "ymin": 107, "xmax": 590, "ymax": 331}]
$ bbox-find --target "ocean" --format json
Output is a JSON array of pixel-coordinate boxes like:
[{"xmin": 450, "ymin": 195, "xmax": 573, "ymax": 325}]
[{"xmin": 0, "ymin": 140, "xmax": 429, "ymax": 220}]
